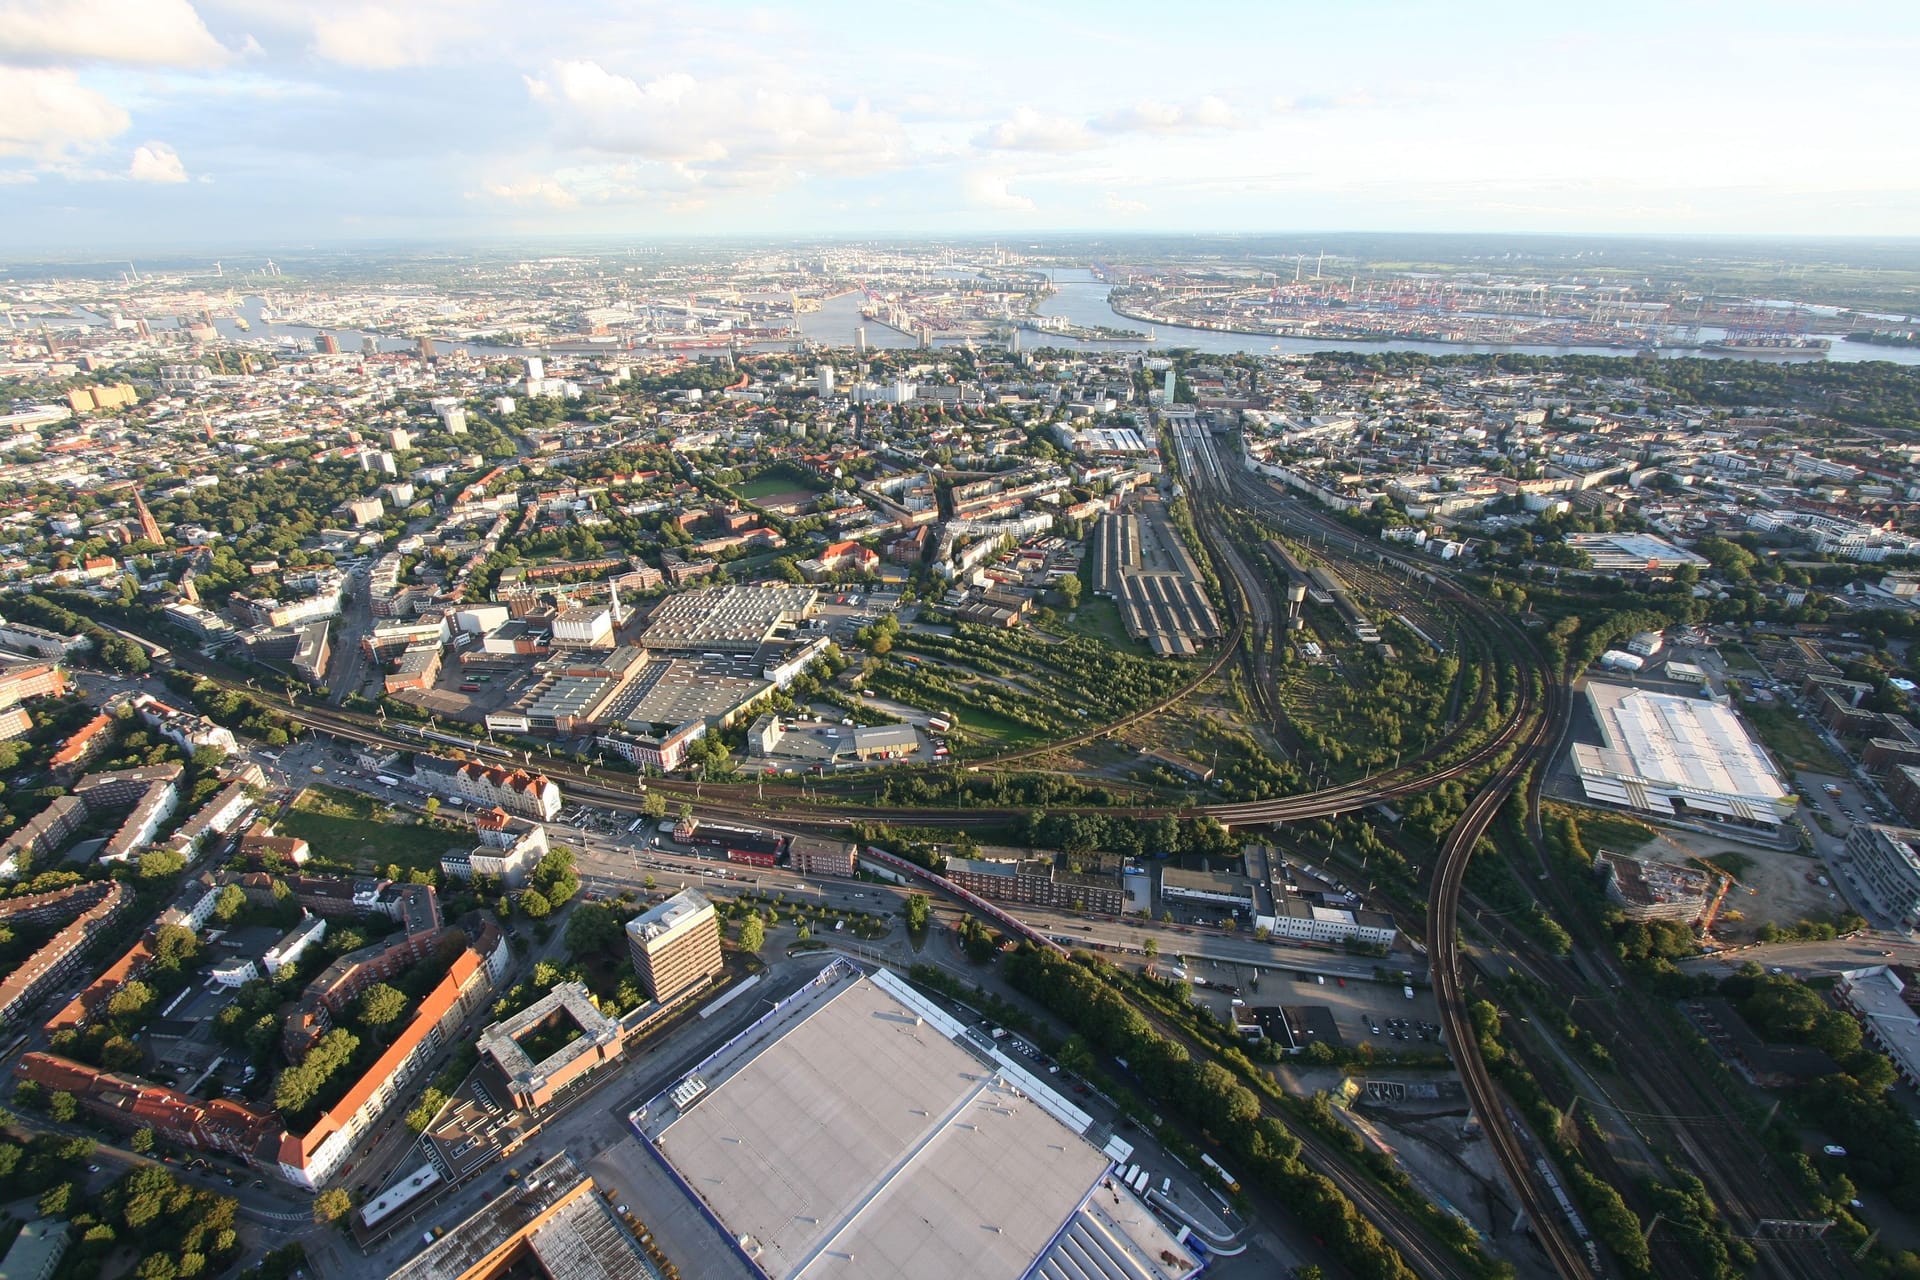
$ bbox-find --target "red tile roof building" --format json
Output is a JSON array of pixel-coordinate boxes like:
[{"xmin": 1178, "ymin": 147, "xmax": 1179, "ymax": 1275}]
[
  {"xmin": 16, "ymin": 1051, "xmax": 281, "ymax": 1163},
  {"xmin": 277, "ymin": 942, "xmax": 500, "ymax": 1189}
]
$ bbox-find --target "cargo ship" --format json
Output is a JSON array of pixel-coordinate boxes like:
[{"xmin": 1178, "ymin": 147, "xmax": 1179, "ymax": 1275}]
[{"xmin": 1700, "ymin": 337, "xmax": 1830, "ymax": 358}]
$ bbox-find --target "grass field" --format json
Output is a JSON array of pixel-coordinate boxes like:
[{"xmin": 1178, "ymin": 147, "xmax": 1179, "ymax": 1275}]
[
  {"xmin": 1742, "ymin": 703, "xmax": 1847, "ymax": 773},
  {"xmin": 280, "ymin": 785, "xmax": 464, "ymax": 872},
  {"xmin": 1053, "ymin": 597, "xmax": 1150, "ymax": 657},
  {"xmin": 1549, "ymin": 802, "xmax": 1658, "ymax": 854},
  {"xmin": 1719, "ymin": 644, "xmax": 1765, "ymax": 676},
  {"xmin": 738, "ymin": 475, "xmax": 825, "ymax": 502}
]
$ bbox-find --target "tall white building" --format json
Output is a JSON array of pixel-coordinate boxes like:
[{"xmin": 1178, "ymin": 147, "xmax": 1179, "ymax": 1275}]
[{"xmin": 817, "ymin": 364, "xmax": 835, "ymax": 398}]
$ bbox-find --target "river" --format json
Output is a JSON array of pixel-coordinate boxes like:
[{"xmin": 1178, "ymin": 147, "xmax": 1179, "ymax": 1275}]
[
  {"xmin": 804, "ymin": 269, "xmax": 1920, "ymax": 366},
  {"xmin": 98, "ymin": 276, "xmax": 1920, "ymax": 368}
]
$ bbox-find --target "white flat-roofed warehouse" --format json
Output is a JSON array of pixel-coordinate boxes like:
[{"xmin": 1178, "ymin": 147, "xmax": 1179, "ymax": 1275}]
[
  {"xmin": 632, "ymin": 960, "xmax": 1198, "ymax": 1280},
  {"xmin": 1571, "ymin": 682, "xmax": 1794, "ymax": 829},
  {"xmin": 1563, "ymin": 532, "xmax": 1709, "ymax": 574}
]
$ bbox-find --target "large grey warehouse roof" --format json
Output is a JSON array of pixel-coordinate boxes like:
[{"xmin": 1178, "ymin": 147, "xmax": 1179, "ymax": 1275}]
[
  {"xmin": 638, "ymin": 585, "xmax": 817, "ymax": 653},
  {"xmin": 635, "ymin": 961, "xmax": 1197, "ymax": 1280}
]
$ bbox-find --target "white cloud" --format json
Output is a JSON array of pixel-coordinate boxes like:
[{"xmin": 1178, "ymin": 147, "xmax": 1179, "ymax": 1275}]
[
  {"xmin": 525, "ymin": 60, "xmax": 904, "ymax": 181},
  {"xmin": 1103, "ymin": 191, "xmax": 1148, "ymax": 215},
  {"xmin": 0, "ymin": 169, "xmax": 38, "ymax": 184},
  {"xmin": 1094, "ymin": 95, "xmax": 1242, "ymax": 135},
  {"xmin": 975, "ymin": 106, "xmax": 1097, "ymax": 153},
  {"xmin": 128, "ymin": 141, "xmax": 188, "ymax": 182},
  {"xmin": 962, "ymin": 170, "xmax": 1034, "ymax": 213},
  {"xmin": 474, "ymin": 176, "xmax": 578, "ymax": 208},
  {"xmin": 0, "ymin": 67, "xmax": 130, "ymax": 157},
  {"xmin": 307, "ymin": 4, "xmax": 451, "ymax": 70},
  {"xmin": 0, "ymin": 0, "xmax": 234, "ymax": 67}
]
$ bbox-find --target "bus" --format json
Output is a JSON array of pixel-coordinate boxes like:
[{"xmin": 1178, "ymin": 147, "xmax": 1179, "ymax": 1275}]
[
  {"xmin": 926, "ymin": 715, "xmax": 953, "ymax": 734},
  {"xmin": 459, "ymin": 683, "xmax": 482, "ymax": 693},
  {"xmin": 1199, "ymin": 1153, "xmax": 1240, "ymax": 1194}
]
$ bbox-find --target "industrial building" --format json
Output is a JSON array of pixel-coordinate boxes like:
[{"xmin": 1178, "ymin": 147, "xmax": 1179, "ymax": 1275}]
[
  {"xmin": 1569, "ymin": 682, "xmax": 1794, "ymax": 832},
  {"xmin": 630, "ymin": 959, "xmax": 1198, "ymax": 1280},
  {"xmin": 636, "ymin": 584, "xmax": 817, "ymax": 654},
  {"xmin": 625, "ymin": 890, "xmax": 724, "ymax": 1004},
  {"xmin": 1091, "ymin": 509, "xmax": 1221, "ymax": 657},
  {"xmin": 745, "ymin": 715, "xmax": 922, "ymax": 770},
  {"xmin": 1562, "ymin": 532, "xmax": 1709, "ymax": 574},
  {"xmin": 387, "ymin": 1152, "xmax": 660, "ymax": 1280},
  {"xmin": 944, "ymin": 854, "xmax": 1126, "ymax": 916},
  {"xmin": 1844, "ymin": 824, "xmax": 1920, "ymax": 930}
]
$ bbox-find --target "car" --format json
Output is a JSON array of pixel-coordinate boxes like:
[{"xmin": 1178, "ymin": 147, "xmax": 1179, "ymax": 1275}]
[
  {"xmin": 1823, "ymin": 1144, "xmax": 1848, "ymax": 1157},
  {"xmin": 87, "ymin": 1164, "xmax": 100, "ymax": 1173}
]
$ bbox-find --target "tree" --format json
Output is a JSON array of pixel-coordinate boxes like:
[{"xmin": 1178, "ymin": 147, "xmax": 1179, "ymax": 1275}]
[
  {"xmin": 39, "ymin": 1182, "xmax": 72, "ymax": 1216},
  {"xmin": 153, "ymin": 924, "xmax": 198, "ymax": 971},
  {"xmin": 138, "ymin": 849, "xmax": 187, "ymax": 880},
  {"xmin": 131, "ymin": 1126, "xmax": 156, "ymax": 1154},
  {"xmin": 405, "ymin": 1089, "xmax": 447, "ymax": 1133},
  {"xmin": 519, "ymin": 889, "xmax": 552, "ymax": 919},
  {"xmin": 48, "ymin": 1091, "xmax": 77, "ymax": 1122},
  {"xmin": 738, "ymin": 915, "xmax": 766, "ymax": 952},
  {"xmin": 565, "ymin": 902, "xmax": 624, "ymax": 957},
  {"xmin": 358, "ymin": 984, "xmax": 407, "ymax": 1028},
  {"xmin": 212, "ymin": 883, "xmax": 247, "ymax": 923},
  {"xmin": 1057, "ymin": 575, "xmax": 1083, "ymax": 609},
  {"xmin": 641, "ymin": 791, "xmax": 667, "ymax": 820},
  {"xmin": 313, "ymin": 1186, "xmax": 353, "ymax": 1225},
  {"xmin": 904, "ymin": 894, "xmax": 930, "ymax": 931},
  {"xmin": 108, "ymin": 980, "xmax": 157, "ymax": 1020}
]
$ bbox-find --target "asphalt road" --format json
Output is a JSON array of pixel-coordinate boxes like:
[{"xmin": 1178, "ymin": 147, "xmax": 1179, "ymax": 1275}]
[{"xmin": 1680, "ymin": 934, "xmax": 1915, "ymax": 980}]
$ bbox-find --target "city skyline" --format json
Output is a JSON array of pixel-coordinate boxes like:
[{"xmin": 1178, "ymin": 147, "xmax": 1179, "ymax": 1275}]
[{"xmin": 2, "ymin": 0, "xmax": 1918, "ymax": 249}]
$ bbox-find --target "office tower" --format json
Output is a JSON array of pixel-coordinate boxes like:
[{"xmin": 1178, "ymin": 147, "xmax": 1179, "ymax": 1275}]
[
  {"xmin": 625, "ymin": 890, "xmax": 723, "ymax": 1003},
  {"xmin": 855, "ymin": 326, "xmax": 867, "ymax": 356},
  {"xmin": 1164, "ymin": 369, "xmax": 1177, "ymax": 402},
  {"xmin": 817, "ymin": 364, "xmax": 835, "ymax": 397}
]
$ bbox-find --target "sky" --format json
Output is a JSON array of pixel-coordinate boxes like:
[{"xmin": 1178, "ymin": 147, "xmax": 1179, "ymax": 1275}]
[{"xmin": 1, "ymin": 0, "xmax": 1917, "ymax": 250}]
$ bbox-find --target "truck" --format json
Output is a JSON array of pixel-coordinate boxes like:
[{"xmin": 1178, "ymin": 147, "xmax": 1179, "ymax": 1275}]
[{"xmin": 376, "ymin": 774, "xmax": 400, "ymax": 787}]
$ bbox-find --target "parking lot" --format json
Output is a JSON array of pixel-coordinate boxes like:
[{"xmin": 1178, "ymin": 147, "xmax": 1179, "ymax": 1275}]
[{"xmin": 1185, "ymin": 962, "xmax": 1443, "ymax": 1044}]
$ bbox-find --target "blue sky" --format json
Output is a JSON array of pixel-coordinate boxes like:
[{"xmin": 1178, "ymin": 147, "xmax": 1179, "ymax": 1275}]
[{"xmin": 1, "ymin": 0, "xmax": 1916, "ymax": 249}]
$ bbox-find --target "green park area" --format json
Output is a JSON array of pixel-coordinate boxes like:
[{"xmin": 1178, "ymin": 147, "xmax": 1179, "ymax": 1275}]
[{"xmin": 279, "ymin": 784, "xmax": 463, "ymax": 873}]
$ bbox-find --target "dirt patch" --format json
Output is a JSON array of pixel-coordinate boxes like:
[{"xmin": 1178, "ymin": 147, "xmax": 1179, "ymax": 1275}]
[{"xmin": 1606, "ymin": 823, "xmax": 1838, "ymax": 940}]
